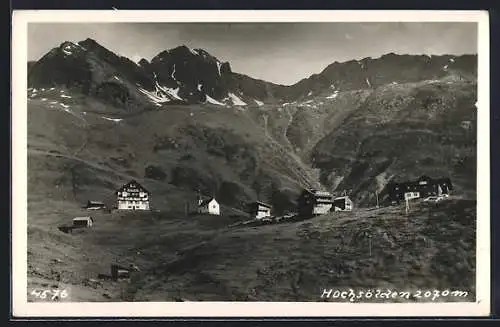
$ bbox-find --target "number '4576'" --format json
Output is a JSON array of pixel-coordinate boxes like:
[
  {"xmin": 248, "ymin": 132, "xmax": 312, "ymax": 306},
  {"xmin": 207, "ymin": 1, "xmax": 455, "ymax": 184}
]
[{"xmin": 30, "ymin": 289, "xmax": 68, "ymax": 300}]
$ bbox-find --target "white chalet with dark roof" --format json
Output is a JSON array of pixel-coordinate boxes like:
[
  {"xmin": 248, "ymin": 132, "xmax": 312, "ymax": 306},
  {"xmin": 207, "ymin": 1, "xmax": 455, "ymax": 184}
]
[{"xmin": 197, "ymin": 197, "xmax": 220, "ymax": 215}]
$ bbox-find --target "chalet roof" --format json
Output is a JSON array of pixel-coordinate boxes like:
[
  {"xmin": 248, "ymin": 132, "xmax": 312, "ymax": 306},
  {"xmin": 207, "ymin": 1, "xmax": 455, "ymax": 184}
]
[
  {"xmin": 73, "ymin": 216, "xmax": 93, "ymax": 221},
  {"xmin": 251, "ymin": 201, "xmax": 272, "ymax": 208},
  {"xmin": 198, "ymin": 198, "xmax": 217, "ymax": 207},
  {"xmin": 116, "ymin": 180, "xmax": 150, "ymax": 194},
  {"xmin": 88, "ymin": 200, "xmax": 105, "ymax": 205},
  {"xmin": 313, "ymin": 190, "xmax": 332, "ymax": 197},
  {"xmin": 302, "ymin": 188, "xmax": 332, "ymax": 197}
]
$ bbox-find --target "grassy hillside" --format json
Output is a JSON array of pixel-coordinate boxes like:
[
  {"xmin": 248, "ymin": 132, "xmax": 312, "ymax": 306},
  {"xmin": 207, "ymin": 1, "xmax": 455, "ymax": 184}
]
[
  {"xmin": 27, "ymin": 87, "xmax": 320, "ymax": 215},
  {"xmin": 28, "ymin": 198, "xmax": 475, "ymax": 302}
]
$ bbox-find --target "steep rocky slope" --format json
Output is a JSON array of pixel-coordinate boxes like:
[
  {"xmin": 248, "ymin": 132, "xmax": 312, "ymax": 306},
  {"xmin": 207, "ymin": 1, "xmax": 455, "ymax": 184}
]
[{"xmin": 311, "ymin": 78, "xmax": 477, "ymax": 205}]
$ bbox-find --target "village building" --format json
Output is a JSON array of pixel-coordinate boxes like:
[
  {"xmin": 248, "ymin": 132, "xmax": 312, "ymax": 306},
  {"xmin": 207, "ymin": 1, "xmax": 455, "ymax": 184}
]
[
  {"xmin": 116, "ymin": 180, "xmax": 151, "ymax": 210},
  {"xmin": 72, "ymin": 216, "xmax": 94, "ymax": 228},
  {"xmin": 248, "ymin": 201, "xmax": 272, "ymax": 219},
  {"xmin": 197, "ymin": 197, "xmax": 220, "ymax": 215},
  {"xmin": 85, "ymin": 200, "xmax": 106, "ymax": 210},
  {"xmin": 332, "ymin": 196, "xmax": 353, "ymax": 212},
  {"xmin": 386, "ymin": 175, "xmax": 453, "ymax": 204},
  {"xmin": 298, "ymin": 189, "xmax": 334, "ymax": 217}
]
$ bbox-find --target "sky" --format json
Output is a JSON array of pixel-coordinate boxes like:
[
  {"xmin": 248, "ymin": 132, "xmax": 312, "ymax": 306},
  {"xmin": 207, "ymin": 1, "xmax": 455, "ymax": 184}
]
[{"xmin": 28, "ymin": 22, "xmax": 477, "ymax": 85}]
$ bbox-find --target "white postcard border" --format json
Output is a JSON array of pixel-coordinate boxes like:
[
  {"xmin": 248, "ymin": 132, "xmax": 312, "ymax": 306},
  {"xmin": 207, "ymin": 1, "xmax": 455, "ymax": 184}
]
[{"xmin": 11, "ymin": 10, "xmax": 490, "ymax": 317}]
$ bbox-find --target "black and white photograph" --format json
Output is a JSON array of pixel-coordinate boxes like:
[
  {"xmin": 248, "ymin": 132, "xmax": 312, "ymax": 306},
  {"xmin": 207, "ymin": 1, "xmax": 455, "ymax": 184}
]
[{"xmin": 12, "ymin": 10, "xmax": 490, "ymax": 317}]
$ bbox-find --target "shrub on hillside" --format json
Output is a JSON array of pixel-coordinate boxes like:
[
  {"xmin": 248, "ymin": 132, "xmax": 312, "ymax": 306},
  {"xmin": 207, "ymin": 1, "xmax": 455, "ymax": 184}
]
[{"xmin": 145, "ymin": 165, "xmax": 167, "ymax": 181}]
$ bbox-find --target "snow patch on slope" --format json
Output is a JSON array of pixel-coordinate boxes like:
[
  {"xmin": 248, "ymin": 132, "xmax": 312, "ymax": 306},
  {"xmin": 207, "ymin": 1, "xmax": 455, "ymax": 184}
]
[
  {"xmin": 138, "ymin": 87, "xmax": 171, "ymax": 104},
  {"xmin": 139, "ymin": 72, "xmax": 185, "ymax": 104},
  {"xmin": 156, "ymin": 83, "xmax": 183, "ymax": 101},
  {"xmin": 326, "ymin": 91, "xmax": 339, "ymax": 99},
  {"xmin": 101, "ymin": 116, "xmax": 123, "ymax": 122},
  {"xmin": 254, "ymin": 99, "xmax": 264, "ymax": 106},
  {"xmin": 189, "ymin": 47, "xmax": 199, "ymax": 56},
  {"xmin": 61, "ymin": 42, "xmax": 78, "ymax": 56},
  {"xmin": 216, "ymin": 61, "xmax": 222, "ymax": 76},
  {"xmin": 205, "ymin": 95, "xmax": 225, "ymax": 106},
  {"xmin": 171, "ymin": 64, "xmax": 177, "ymax": 80},
  {"xmin": 228, "ymin": 93, "xmax": 247, "ymax": 106}
]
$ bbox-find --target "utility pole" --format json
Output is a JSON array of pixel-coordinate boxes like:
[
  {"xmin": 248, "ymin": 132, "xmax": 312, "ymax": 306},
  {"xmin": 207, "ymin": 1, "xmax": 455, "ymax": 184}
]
[
  {"xmin": 375, "ymin": 190, "xmax": 379, "ymax": 208},
  {"xmin": 369, "ymin": 235, "xmax": 372, "ymax": 256},
  {"xmin": 362, "ymin": 231, "xmax": 373, "ymax": 256}
]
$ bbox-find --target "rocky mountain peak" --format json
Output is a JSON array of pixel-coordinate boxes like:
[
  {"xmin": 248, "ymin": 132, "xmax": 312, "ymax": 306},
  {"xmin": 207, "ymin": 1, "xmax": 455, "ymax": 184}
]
[{"xmin": 27, "ymin": 38, "xmax": 477, "ymax": 109}]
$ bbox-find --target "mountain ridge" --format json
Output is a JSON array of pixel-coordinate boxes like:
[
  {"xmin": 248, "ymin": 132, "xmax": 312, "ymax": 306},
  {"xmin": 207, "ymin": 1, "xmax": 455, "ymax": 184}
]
[
  {"xmin": 25, "ymin": 37, "xmax": 478, "ymax": 303},
  {"xmin": 28, "ymin": 38, "xmax": 477, "ymax": 108},
  {"xmin": 27, "ymin": 37, "xmax": 477, "ymax": 210}
]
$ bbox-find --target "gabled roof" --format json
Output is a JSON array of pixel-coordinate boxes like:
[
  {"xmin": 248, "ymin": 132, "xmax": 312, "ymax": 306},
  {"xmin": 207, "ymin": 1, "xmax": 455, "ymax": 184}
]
[
  {"xmin": 301, "ymin": 188, "xmax": 332, "ymax": 197},
  {"xmin": 314, "ymin": 190, "xmax": 332, "ymax": 196},
  {"xmin": 199, "ymin": 198, "xmax": 217, "ymax": 207},
  {"xmin": 73, "ymin": 216, "xmax": 93, "ymax": 221},
  {"xmin": 116, "ymin": 180, "xmax": 150, "ymax": 194},
  {"xmin": 251, "ymin": 201, "xmax": 272, "ymax": 208},
  {"xmin": 88, "ymin": 200, "xmax": 105, "ymax": 205}
]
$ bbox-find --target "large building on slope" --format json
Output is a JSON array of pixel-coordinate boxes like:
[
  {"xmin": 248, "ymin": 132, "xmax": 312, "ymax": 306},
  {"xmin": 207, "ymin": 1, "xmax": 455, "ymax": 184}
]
[
  {"xmin": 386, "ymin": 175, "xmax": 453, "ymax": 204},
  {"xmin": 298, "ymin": 189, "xmax": 334, "ymax": 217},
  {"xmin": 248, "ymin": 201, "xmax": 272, "ymax": 220},
  {"xmin": 116, "ymin": 180, "xmax": 151, "ymax": 210}
]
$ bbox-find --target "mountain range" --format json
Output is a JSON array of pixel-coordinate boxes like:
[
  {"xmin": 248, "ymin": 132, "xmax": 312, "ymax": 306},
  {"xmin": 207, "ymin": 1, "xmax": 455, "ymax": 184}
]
[
  {"xmin": 27, "ymin": 38, "xmax": 477, "ymax": 212},
  {"xmin": 26, "ymin": 37, "xmax": 478, "ymax": 302}
]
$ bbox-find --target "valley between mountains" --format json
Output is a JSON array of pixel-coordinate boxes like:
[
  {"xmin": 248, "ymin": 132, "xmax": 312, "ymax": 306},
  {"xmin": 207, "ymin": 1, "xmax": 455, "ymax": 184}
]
[{"xmin": 26, "ymin": 39, "xmax": 477, "ymax": 302}]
